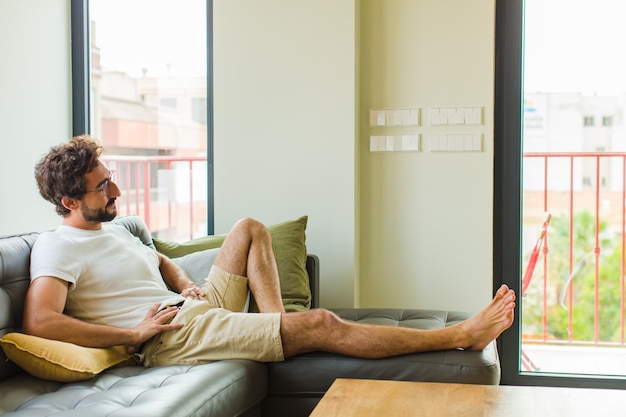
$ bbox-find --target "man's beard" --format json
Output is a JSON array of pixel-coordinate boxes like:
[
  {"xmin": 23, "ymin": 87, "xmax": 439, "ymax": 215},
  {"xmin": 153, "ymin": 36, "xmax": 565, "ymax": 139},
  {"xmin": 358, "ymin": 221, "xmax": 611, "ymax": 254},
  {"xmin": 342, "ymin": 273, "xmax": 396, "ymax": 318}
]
[{"xmin": 81, "ymin": 199, "xmax": 117, "ymax": 223}]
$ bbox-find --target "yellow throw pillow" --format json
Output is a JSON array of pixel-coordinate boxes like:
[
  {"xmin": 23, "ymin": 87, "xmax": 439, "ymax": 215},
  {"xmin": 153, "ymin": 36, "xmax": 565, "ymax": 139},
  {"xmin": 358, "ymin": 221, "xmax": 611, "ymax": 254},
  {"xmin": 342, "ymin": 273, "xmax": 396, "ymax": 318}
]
[{"xmin": 0, "ymin": 333, "xmax": 135, "ymax": 382}]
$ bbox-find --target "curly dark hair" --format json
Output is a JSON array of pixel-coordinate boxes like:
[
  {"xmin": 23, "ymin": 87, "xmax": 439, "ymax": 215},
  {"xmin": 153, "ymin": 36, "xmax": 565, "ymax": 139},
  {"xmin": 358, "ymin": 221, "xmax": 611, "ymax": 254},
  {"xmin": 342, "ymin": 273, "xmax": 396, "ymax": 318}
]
[{"xmin": 35, "ymin": 135, "xmax": 104, "ymax": 216}]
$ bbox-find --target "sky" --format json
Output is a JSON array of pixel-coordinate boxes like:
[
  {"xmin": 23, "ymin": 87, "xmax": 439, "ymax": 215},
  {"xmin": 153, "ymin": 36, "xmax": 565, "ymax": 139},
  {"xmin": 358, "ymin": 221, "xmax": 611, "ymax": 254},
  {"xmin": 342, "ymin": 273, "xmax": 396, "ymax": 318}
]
[
  {"xmin": 90, "ymin": 0, "xmax": 206, "ymax": 78},
  {"xmin": 91, "ymin": 0, "xmax": 626, "ymax": 93},
  {"xmin": 524, "ymin": 0, "xmax": 626, "ymax": 94}
]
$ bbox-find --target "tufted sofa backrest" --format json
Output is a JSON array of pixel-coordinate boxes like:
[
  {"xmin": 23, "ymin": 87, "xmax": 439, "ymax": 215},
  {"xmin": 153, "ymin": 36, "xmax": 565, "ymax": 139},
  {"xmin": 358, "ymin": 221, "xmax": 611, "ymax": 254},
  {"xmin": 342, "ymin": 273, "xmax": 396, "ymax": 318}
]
[{"xmin": 0, "ymin": 232, "xmax": 39, "ymax": 380}]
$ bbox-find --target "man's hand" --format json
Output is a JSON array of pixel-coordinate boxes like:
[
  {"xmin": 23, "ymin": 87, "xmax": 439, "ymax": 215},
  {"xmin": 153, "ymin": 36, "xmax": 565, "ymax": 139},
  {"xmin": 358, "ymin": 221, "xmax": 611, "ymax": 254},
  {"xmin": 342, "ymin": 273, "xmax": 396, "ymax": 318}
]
[
  {"xmin": 180, "ymin": 283, "xmax": 206, "ymax": 300},
  {"xmin": 126, "ymin": 303, "xmax": 184, "ymax": 354}
]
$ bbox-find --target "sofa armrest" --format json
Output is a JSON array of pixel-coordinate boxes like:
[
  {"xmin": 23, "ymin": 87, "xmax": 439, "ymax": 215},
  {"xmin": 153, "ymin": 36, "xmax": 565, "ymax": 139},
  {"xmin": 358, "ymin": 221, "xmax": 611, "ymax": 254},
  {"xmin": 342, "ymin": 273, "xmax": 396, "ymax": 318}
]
[{"xmin": 306, "ymin": 254, "xmax": 319, "ymax": 309}]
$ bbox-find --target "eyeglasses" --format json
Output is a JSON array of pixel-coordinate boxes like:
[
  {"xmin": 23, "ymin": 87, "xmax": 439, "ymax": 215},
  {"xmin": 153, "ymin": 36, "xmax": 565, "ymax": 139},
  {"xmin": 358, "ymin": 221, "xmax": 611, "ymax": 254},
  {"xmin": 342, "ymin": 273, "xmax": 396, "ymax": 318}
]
[{"xmin": 85, "ymin": 170, "xmax": 116, "ymax": 196}]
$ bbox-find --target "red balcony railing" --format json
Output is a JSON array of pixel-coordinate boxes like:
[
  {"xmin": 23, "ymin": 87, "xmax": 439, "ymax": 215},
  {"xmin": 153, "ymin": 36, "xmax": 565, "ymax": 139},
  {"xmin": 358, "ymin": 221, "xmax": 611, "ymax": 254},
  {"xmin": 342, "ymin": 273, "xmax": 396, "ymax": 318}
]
[
  {"xmin": 102, "ymin": 155, "xmax": 208, "ymax": 242},
  {"xmin": 522, "ymin": 151, "xmax": 626, "ymax": 350}
]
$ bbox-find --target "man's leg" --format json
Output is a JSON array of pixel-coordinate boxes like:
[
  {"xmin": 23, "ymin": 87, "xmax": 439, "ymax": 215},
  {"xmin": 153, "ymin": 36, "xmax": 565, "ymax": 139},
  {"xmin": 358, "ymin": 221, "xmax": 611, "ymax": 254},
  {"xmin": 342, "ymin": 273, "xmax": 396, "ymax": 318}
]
[
  {"xmin": 279, "ymin": 284, "xmax": 516, "ymax": 358},
  {"xmin": 213, "ymin": 217, "xmax": 286, "ymax": 313}
]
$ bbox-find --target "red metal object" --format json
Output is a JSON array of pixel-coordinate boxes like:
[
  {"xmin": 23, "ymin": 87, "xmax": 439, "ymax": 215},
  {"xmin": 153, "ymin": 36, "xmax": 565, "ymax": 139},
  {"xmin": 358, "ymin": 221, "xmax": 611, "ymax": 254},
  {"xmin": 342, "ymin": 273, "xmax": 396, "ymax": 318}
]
[
  {"xmin": 522, "ymin": 212, "xmax": 551, "ymax": 297},
  {"xmin": 101, "ymin": 155, "xmax": 207, "ymax": 241}
]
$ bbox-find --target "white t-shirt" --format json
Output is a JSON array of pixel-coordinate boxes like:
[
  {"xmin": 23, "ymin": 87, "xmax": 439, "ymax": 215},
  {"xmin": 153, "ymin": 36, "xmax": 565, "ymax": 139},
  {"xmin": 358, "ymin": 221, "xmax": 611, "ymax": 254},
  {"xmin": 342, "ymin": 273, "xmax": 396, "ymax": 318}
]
[{"xmin": 30, "ymin": 224, "xmax": 184, "ymax": 329}]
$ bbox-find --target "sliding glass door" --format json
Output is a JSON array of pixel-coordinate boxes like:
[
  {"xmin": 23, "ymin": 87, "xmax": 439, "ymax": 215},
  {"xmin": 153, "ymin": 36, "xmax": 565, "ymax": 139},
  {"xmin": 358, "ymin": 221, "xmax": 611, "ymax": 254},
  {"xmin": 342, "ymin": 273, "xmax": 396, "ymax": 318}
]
[{"xmin": 497, "ymin": 0, "xmax": 626, "ymax": 388}]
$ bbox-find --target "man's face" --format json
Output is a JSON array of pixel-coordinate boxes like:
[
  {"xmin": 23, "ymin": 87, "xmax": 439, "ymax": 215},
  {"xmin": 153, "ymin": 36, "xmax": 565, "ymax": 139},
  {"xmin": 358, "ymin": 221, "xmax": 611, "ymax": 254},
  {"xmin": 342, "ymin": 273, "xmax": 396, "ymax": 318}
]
[{"xmin": 80, "ymin": 163, "xmax": 120, "ymax": 223}]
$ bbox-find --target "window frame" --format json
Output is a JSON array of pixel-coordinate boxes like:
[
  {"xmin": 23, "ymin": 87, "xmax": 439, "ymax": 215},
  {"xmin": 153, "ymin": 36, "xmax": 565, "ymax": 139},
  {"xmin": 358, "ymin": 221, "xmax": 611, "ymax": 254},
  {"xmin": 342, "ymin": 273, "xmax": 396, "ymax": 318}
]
[
  {"xmin": 70, "ymin": 0, "xmax": 215, "ymax": 234},
  {"xmin": 494, "ymin": 0, "xmax": 626, "ymax": 389},
  {"xmin": 71, "ymin": 0, "xmax": 90, "ymax": 135}
]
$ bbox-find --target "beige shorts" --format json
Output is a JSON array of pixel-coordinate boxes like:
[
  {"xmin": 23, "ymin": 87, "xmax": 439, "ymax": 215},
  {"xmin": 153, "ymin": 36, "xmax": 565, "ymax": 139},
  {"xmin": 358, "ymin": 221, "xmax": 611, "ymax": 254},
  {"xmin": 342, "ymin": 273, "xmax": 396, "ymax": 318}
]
[{"xmin": 140, "ymin": 265, "xmax": 284, "ymax": 367}]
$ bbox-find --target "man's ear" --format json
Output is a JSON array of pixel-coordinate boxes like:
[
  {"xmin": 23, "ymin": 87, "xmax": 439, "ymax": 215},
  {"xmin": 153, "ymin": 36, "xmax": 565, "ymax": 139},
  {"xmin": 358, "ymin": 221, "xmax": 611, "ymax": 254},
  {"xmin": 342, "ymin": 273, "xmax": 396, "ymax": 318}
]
[{"xmin": 61, "ymin": 196, "xmax": 80, "ymax": 211}]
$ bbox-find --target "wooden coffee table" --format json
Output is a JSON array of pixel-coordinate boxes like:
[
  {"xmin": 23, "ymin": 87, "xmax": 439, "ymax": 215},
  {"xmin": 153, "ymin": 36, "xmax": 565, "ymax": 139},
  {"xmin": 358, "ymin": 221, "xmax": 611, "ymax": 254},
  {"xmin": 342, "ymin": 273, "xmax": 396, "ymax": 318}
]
[{"xmin": 309, "ymin": 378, "xmax": 626, "ymax": 417}]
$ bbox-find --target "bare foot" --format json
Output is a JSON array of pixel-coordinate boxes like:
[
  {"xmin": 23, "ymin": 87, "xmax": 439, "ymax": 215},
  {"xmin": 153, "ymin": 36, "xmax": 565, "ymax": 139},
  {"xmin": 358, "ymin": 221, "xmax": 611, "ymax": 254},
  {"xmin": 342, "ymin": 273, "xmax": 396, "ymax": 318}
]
[{"xmin": 461, "ymin": 284, "xmax": 516, "ymax": 351}]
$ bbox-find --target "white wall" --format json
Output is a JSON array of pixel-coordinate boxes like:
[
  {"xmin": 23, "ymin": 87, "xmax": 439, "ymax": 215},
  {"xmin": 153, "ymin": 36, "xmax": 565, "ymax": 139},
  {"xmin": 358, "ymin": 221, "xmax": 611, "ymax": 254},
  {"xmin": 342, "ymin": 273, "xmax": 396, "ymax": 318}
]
[
  {"xmin": 358, "ymin": 0, "xmax": 496, "ymax": 313},
  {"xmin": 0, "ymin": 0, "xmax": 71, "ymax": 234},
  {"xmin": 213, "ymin": 0, "xmax": 358, "ymax": 307},
  {"xmin": 215, "ymin": 0, "xmax": 496, "ymax": 312}
]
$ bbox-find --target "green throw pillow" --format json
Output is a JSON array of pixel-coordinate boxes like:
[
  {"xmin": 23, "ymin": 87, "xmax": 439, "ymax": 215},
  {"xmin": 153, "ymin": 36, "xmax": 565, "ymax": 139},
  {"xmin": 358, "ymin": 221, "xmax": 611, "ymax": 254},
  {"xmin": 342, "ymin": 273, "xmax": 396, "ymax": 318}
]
[{"xmin": 154, "ymin": 216, "xmax": 311, "ymax": 312}]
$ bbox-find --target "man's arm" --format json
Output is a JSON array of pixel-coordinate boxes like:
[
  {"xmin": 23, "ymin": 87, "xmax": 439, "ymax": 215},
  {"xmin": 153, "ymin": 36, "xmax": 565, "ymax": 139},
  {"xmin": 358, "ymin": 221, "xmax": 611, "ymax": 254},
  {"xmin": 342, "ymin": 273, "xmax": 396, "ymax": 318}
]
[
  {"xmin": 23, "ymin": 276, "xmax": 183, "ymax": 351},
  {"xmin": 157, "ymin": 252, "xmax": 206, "ymax": 299}
]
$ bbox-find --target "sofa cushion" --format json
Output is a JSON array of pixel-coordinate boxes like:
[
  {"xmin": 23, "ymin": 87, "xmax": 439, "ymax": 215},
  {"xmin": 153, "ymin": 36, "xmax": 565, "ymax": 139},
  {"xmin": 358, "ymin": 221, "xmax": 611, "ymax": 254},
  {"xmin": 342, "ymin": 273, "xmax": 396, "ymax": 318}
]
[
  {"xmin": 0, "ymin": 333, "xmax": 134, "ymax": 382},
  {"xmin": 171, "ymin": 248, "xmax": 221, "ymax": 284},
  {"xmin": 154, "ymin": 216, "xmax": 311, "ymax": 312},
  {"xmin": 0, "ymin": 360, "xmax": 267, "ymax": 417},
  {"xmin": 263, "ymin": 308, "xmax": 501, "ymax": 417}
]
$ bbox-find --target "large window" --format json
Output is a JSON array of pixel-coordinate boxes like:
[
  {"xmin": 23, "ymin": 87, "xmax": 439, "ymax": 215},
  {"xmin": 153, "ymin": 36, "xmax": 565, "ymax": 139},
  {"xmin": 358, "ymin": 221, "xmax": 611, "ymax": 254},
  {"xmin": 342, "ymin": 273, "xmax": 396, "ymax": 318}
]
[
  {"xmin": 71, "ymin": 0, "xmax": 213, "ymax": 240},
  {"xmin": 496, "ymin": 0, "xmax": 626, "ymax": 388}
]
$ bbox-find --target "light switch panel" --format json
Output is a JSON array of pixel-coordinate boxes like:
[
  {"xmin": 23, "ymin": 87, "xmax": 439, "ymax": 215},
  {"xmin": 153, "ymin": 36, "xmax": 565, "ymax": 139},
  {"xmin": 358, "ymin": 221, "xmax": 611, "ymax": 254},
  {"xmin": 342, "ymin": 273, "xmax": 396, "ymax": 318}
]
[
  {"xmin": 430, "ymin": 108, "xmax": 440, "ymax": 125},
  {"xmin": 429, "ymin": 134, "xmax": 483, "ymax": 152}
]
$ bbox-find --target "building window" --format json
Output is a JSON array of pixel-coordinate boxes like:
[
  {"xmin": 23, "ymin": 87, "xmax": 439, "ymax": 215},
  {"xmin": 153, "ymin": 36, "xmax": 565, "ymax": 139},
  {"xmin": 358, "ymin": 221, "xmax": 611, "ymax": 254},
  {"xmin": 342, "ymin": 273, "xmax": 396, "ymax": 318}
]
[
  {"xmin": 583, "ymin": 116, "xmax": 594, "ymax": 126},
  {"xmin": 192, "ymin": 97, "xmax": 207, "ymax": 125},
  {"xmin": 160, "ymin": 97, "xmax": 178, "ymax": 109},
  {"xmin": 602, "ymin": 116, "xmax": 613, "ymax": 126}
]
